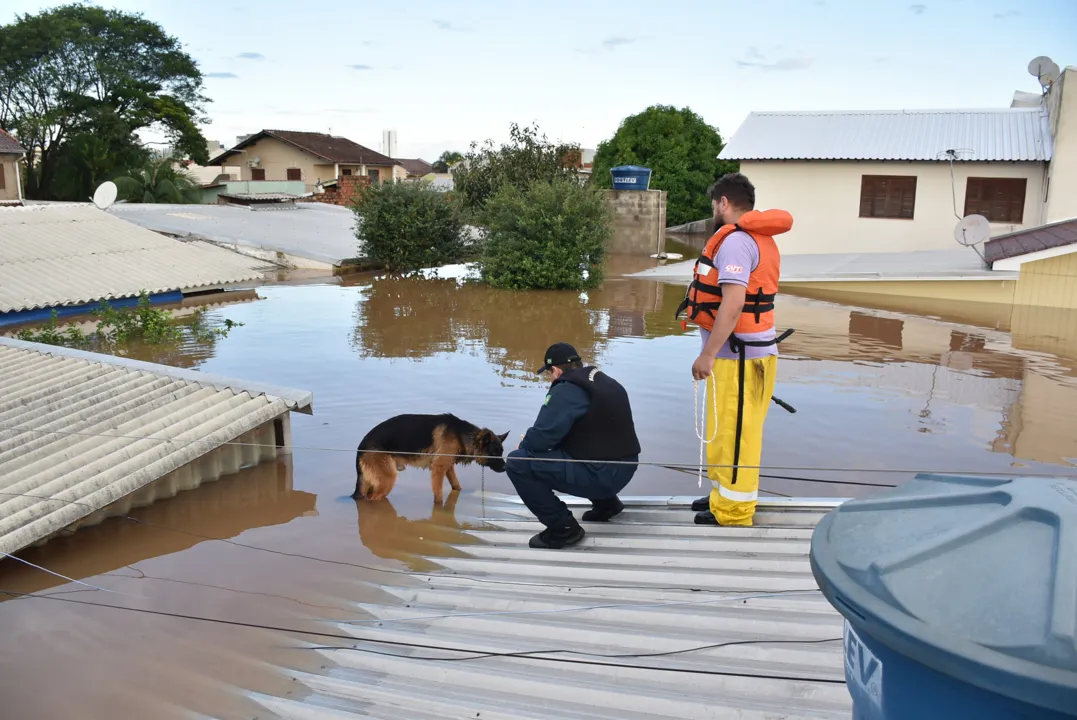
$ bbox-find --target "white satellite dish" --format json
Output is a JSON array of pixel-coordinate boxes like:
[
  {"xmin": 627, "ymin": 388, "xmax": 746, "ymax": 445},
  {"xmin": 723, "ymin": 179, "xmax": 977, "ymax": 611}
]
[
  {"xmin": 1028, "ymin": 56, "xmax": 1061, "ymax": 87},
  {"xmin": 954, "ymin": 214, "xmax": 990, "ymax": 247},
  {"xmin": 92, "ymin": 181, "xmax": 118, "ymax": 210}
]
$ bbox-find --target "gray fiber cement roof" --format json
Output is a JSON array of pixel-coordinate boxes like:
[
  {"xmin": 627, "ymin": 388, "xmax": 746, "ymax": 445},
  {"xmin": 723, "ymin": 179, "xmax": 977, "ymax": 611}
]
[
  {"xmin": 110, "ymin": 202, "xmax": 362, "ymax": 267},
  {"xmin": 0, "ymin": 338, "xmax": 312, "ymax": 556}
]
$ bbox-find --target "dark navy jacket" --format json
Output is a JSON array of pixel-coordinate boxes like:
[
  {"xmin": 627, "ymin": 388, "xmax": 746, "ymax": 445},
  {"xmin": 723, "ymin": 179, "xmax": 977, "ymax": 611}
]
[{"xmin": 519, "ymin": 382, "xmax": 638, "ymax": 483}]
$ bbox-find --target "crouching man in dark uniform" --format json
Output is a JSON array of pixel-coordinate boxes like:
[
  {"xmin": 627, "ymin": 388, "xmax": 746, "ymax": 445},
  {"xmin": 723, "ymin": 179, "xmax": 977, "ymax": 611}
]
[{"xmin": 506, "ymin": 342, "xmax": 641, "ymax": 550}]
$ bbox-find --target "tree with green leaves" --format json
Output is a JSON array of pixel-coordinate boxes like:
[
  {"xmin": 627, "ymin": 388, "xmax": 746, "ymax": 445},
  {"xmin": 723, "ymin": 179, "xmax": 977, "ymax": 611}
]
[
  {"xmin": 113, "ymin": 154, "xmax": 202, "ymax": 204},
  {"xmin": 478, "ymin": 177, "xmax": 611, "ymax": 291},
  {"xmin": 453, "ymin": 123, "xmax": 582, "ymax": 216},
  {"xmin": 431, "ymin": 150, "xmax": 463, "ymax": 173},
  {"xmin": 591, "ymin": 105, "xmax": 738, "ymax": 226},
  {"xmin": 352, "ymin": 180, "xmax": 467, "ymax": 273},
  {"xmin": 0, "ymin": 4, "xmax": 209, "ymax": 200}
]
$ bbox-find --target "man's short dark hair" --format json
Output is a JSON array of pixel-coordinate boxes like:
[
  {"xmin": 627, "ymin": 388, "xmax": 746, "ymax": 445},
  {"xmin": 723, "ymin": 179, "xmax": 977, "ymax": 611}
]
[
  {"xmin": 708, "ymin": 173, "xmax": 755, "ymax": 211},
  {"xmin": 555, "ymin": 360, "xmax": 584, "ymax": 372}
]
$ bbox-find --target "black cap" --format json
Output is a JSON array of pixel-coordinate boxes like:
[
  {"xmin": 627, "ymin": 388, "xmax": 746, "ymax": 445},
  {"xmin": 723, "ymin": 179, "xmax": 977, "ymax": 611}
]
[{"xmin": 536, "ymin": 342, "xmax": 581, "ymax": 374}]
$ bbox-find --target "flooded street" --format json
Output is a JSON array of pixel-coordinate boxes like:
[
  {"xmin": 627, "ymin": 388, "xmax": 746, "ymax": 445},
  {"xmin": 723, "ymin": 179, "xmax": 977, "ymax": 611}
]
[{"xmin": 3, "ymin": 259, "xmax": 1077, "ymax": 717}]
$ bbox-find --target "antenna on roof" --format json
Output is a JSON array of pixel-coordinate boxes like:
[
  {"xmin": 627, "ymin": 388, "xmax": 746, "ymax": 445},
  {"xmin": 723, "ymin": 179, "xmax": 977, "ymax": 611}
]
[
  {"xmin": 1028, "ymin": 56, "xmax": 1061, "ymax": 91},
  {"xmin": 91, "ymin": 181, "xmax": 117, "ymax": 211}
]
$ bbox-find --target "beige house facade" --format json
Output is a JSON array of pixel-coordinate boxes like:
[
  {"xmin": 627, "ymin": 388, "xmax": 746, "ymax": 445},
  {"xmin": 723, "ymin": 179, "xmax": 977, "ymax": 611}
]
[
  {"xmin": 0, "ymin": 129, "xmax": 25, "ymax": 203},
  {"xmin": 209, "ymin": 130, "xmax": 405, "ymax": 192},
  {"xmin": 719, "ymin": 67, "xmax": 1076, "ymax": 257}
]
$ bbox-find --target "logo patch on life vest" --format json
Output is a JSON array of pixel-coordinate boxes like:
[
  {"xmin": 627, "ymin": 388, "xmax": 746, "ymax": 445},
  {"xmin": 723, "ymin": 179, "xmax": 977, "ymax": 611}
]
[
  {"xmin": 543, "ymin": 393, "xmax": 551, "ymax": 406},
  {"xmin": 724, "ymin": 264, "xmax": 744, "ymax": 274}
]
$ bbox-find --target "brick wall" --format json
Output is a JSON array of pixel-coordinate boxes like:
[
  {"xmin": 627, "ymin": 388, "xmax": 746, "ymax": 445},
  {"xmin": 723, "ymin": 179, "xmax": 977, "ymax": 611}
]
[
  {"xmin": 604, "ymin": 189, "xmax": 667, "ymax": 256},
  {"xmin": 300, "ymin": 174, "xmax": 372, "ymax": 207}
]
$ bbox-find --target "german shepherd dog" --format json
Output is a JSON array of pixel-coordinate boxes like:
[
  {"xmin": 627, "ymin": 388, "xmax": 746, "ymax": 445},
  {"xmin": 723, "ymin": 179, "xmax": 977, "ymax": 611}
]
[{"xmin": 352, "ymin": 414, "xmax": 509, "ymax": 503}]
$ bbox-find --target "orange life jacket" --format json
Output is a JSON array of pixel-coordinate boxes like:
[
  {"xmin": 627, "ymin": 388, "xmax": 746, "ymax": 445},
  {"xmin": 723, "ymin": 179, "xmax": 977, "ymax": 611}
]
[{"xmin": 676, "ymin": 209, "xmax": 793, "ymax": 333}]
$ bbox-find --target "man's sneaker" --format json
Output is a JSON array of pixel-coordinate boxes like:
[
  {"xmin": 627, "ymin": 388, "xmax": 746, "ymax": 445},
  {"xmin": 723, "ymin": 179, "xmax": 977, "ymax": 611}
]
[
  {"xmin": 582, "ymin": 497, "xmax": 624, "ymax": 522},
  {"xmin": 529, "ymin": 517, "xmax": 586, "ymax": 549},
  {"xmin": 691, "ymin": 496, "xmax": 710, "ymax": 512}
]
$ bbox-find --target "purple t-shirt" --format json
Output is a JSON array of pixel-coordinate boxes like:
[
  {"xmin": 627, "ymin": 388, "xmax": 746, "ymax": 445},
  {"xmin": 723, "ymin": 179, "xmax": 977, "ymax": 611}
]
[{"xmin": 697, "ymin": 230, "xmax": 778, "ymax": 360}]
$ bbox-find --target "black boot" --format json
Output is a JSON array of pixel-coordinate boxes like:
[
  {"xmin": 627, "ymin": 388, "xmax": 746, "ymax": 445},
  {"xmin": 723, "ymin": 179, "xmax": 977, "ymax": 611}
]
[
  {"xmin": 691, "ymin": 496, "xmax": 710, "ymax": 512},
  {"xmin": 529, "ymin": 516, "xmax": 586, "ymax": 549},
  {"xmin": 582, "ymin": 497, "xmax": 624, "ymax": 522},
  {"xmin": 694, "ymin": 510, "xmax": 720, "ymax": 525}
]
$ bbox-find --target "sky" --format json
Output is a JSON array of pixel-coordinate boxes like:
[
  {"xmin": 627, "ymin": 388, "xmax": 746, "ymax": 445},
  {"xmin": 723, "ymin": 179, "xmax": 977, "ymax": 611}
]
[{"xmin": 6, "ymin": 0, "xmax": 1076, "ymax": 161}]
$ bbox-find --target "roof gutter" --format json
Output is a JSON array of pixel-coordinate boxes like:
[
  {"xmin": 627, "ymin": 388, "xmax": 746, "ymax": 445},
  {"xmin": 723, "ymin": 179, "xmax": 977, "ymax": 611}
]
[{"xmin": 15, "ymin": 151, "xmax": 24, "ymax": 202}]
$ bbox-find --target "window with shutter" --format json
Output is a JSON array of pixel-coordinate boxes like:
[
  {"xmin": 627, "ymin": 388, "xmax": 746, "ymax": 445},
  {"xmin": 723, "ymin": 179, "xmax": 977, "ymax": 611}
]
[
  {"xmin": 286, "ymin": 168, "xmax": 301, "ymax": 181},
  {"xmin": 0, "ymin": 164, "xmax": 6, "ymax": 190},
  {"xmin": 964, "ymin": 178, "xmax": 1026, "ymax": 224},
  {"xmin": 251, "ymin": 168, "xmax": 266, "ymax": 181},
  {"xmin": 859, "ymin": 175, "xmax": 917, "ymax": 219}
]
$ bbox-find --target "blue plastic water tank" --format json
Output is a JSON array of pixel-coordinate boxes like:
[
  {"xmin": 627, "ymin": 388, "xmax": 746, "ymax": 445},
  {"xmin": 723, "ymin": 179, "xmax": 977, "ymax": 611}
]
[
  {"xmin": 811, "ymin": 474, "xmax": 1077, "ymax": 720},
  {"xmin": 609, "ymin": 165, "xmax": 651, "ymax": 191}
]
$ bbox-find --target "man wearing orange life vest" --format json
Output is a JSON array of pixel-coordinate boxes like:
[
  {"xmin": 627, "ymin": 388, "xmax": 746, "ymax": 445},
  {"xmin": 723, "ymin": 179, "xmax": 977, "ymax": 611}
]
[{"xmin": 677, "ymin": 172, "xmax": 794, "ymax": 527}]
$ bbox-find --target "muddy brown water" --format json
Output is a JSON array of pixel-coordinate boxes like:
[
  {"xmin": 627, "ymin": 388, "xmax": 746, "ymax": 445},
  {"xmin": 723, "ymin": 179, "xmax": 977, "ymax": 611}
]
[{"xmin": 4, "ymin": 255, "xmax": 1077, "ymax": 717}]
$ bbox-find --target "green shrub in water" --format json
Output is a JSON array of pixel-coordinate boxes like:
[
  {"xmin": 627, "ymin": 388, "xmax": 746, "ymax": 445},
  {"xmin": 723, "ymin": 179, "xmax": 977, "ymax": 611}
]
[
  {"xmin": 478, "ymin": 178, "xmax": 612, "ymax": 291},
  {"xmin": 351, "ymin": 180, "xmax": 467, "ymax": 273},
  {"xmin": 15, "ymin": 291, "xmax": 242, "ymax": 349}
]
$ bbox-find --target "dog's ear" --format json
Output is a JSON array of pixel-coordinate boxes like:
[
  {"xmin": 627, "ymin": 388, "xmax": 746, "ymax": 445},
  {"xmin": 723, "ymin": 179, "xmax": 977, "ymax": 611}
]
[
  {"xmin": 497, "ymin": 431, "xmax": 509, "ymax": 442},
  {"xmin": 477, "ymin": 429, "xmax": 494, "ymax": 446}
]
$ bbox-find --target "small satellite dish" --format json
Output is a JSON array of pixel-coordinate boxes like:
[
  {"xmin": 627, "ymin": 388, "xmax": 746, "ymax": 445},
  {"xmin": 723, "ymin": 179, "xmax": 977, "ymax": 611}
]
[
  {"xmin": 1028, "ymin": 56, "xmax": 1061, "ymax": 87},
  {"xmin": 92, "ymin": 181, "xmax": 118, "ymax": 210},
  {"xmin": 954, "ymin": 214, "xmax": 990, "ymax": 247}
]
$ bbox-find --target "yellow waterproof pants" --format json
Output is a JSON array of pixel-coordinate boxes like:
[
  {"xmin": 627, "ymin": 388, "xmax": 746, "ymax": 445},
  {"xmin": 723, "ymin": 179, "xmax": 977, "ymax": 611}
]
[{"xmin": 706, "ymin": 355, "xmax": 777, "ymax": 526}]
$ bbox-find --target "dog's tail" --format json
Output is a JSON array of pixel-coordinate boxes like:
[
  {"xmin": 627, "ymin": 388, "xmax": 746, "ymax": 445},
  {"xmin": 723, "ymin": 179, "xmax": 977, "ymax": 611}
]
[{"xmin": 351, "ymin": 449, "xmax": 365, "ymax": 499}]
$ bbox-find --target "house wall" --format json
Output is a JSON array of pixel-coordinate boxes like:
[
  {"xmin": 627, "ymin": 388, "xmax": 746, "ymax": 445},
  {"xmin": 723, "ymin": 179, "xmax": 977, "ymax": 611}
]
[
  {"xmin": 223, "ymin": 137, "xmax": 327, "ymax": 190},
  {"xmin": 301, "ymin": 174, "xmax": 372, "ymax": 207},
  {"xmin": 604, "ymin": 190, "xmax": 666, "ymax": 256},
  {"xmin": 1012, "ymin": 252, "xmax": 1077, "ymax": 309},
  {"xmin": 331, "ymin": 163, "xmax": 400, "ymax": 184},
  {"xmin": 0, "ymin": 156, "xmax": 21, "ymax": 202},
  {"xmin": 740, "ymin": 160, "xmax": 1047, "ymax": 255},
  {"xmin": 1045, "ymin": 68, "xmax": 1077, "ymax": 223},
  {"xmin": 218, "ymin": 137, "xmax": 397, "ymax": 191}
]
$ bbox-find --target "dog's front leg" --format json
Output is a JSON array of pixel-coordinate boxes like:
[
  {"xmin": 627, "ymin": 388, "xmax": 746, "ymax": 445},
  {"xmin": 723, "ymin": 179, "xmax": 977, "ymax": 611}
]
[{"xmin": 446, "ymin": 465, "xmax": 461, "ymax": 492}]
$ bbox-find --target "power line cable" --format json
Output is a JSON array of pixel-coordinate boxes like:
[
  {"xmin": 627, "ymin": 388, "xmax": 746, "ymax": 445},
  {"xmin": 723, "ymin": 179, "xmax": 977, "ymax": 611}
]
[
  {"xmin": 0, "ymin": 589, "xmax": 845, "ymax": 685},
  {"xmin": 2, "ymin": 420, "xmax": 1067, "ymax": 481}
]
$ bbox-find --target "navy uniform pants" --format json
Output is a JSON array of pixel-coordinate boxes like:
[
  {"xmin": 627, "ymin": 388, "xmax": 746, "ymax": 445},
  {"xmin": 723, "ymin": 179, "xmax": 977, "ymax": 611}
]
[{"xmin": 505, "ymin": 448, "xmax": 639, "ymax": 527}]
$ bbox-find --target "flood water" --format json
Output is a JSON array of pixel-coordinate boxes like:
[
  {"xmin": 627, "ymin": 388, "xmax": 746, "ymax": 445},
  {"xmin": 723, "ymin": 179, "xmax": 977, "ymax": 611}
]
[{"xmin": 4, "ymin": 256, "xmax": 1077, "ymax": 717}]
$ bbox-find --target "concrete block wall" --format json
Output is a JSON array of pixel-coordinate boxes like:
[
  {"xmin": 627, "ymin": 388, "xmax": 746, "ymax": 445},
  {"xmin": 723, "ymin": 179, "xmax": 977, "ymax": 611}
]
[
  {"xmin": 300, "ymin": 174, "xmax": 372, "ymax": 207},
  {"xmin": 604, "ymin": 189, "xmax": 667, "ymax": 256}
]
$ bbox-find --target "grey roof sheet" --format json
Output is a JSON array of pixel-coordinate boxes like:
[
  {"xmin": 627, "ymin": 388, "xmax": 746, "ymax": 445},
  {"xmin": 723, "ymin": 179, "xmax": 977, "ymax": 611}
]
[
  {"xmin": 0, "ymin": 338, "xmax": 313, "ymax": 555},
  {"xmin": 719, "ymin": 108, "xmax": 1053, "ymax": 162},
  {"xmin": 0, "ymin": 204, "xmax": 270, "ymax": 313},
  {"xmin": 253, "ymin": 495, "xmax": 853, "ymax": 719}
]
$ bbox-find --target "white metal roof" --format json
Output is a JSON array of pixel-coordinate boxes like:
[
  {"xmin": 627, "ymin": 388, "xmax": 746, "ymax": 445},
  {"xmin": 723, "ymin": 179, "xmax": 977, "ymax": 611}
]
[
  {"xmin": 253, "ymin": 495, "xmax": 853, "ymax": 719},
  {"xmin": 719, "ymin": 107, "xmax": 1053, "ymax": 162},
  {"xmin": 0, "ymin": 204, "xmax": 270, "ymax": 314},
  {"xmin": 0, "ymin": 337, "xmax": 313, "ymax": 556}
]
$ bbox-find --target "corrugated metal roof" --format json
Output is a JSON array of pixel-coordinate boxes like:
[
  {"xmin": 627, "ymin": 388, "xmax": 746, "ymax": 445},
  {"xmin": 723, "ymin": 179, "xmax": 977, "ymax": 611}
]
[
  {"xmin": 719, "ymin": 108, "xmax": 1053, "ymax": 162},
  {"xmin": 253, "ymin": 495, "xmax": 852, "ymax": 719},
  {"xmin": 0, "ymin": 337, "xmax": 313, "ymax": 556},
  {"xmin": 0, "ymin": 204, "xmax": 271, "ymax": 314}
]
